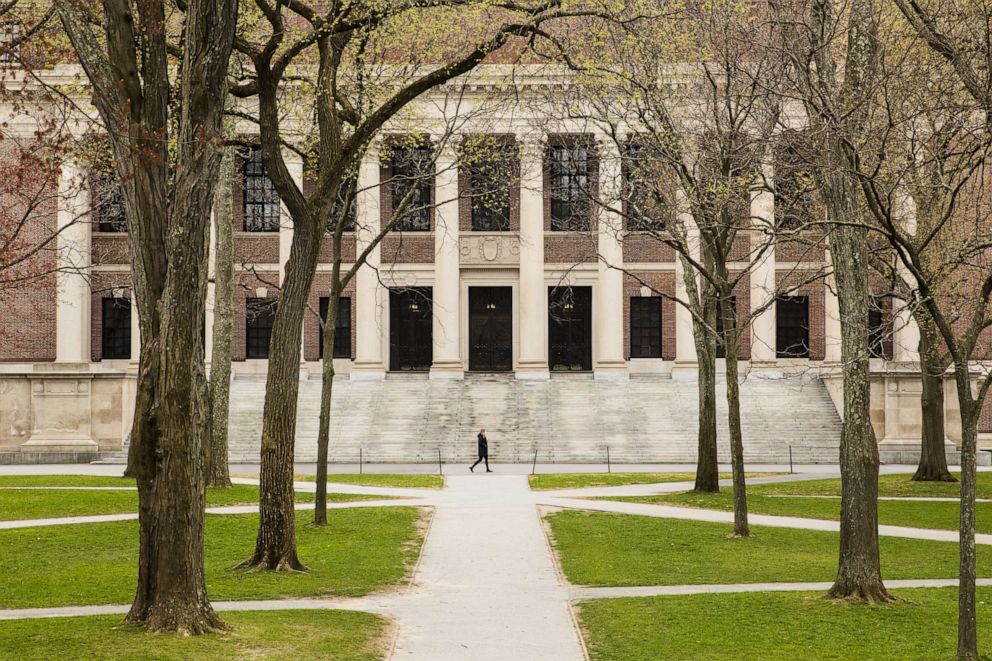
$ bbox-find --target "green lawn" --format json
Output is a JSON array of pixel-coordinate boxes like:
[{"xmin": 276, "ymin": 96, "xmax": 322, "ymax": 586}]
[
  {"xmin": 0, "ymin": 480, "xmax": 391, "ymax": 522},
  {"xmin": 528, "ymin": 472, "xmax": 777, "ymax": 490},
  {"xmin": 578, "ymin": 587, "xmax": 992, "ymax": 661},
  {"xmin": 0, "ymin": 610, "xmax": 389, "ymax": 661},
  {"xmin": 751, "ymin": 472, "xmax": 991, "ymax": 499},
  {"xmin": 293, "ymin": 473, "xmax": 444, "ymax": 489},
  {"xmin": 0, "ymin": 507, "xmax": 427, "ymax": 608},
  {"xmin": 545, "ymin": 510, "xmax": 992, "ymax": 586}
]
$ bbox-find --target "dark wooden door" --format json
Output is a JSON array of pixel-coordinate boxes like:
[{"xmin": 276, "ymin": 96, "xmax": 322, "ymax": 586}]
[
  {"xmin": 548, "ymin": 286, "xmax": 592, "ymax": 371},
  {"xmin": 389, "ymin": 287, "xmax": 433, "ymax": 371},
  {"xmin": 469, "ymin": 287, "xmax": 513, "ymax": 372}
]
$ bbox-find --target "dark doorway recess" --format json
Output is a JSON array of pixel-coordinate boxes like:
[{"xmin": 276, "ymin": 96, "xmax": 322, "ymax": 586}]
[
  {"xmin": 390, "ymin": 287, "xmax": 433, "ymax": 371},
  {"xmin": 548, "ymin": 286, "xmax": 592, "ymax": 371},
  {"xmin": 469, "ymin": 286, "xmax": 513, "ymax": 372}
]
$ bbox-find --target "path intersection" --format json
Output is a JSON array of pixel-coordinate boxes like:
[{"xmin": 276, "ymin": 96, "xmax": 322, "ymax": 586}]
[{"xmin": 0, "ymin": 466, "xmax": 986, "ymax": 660}]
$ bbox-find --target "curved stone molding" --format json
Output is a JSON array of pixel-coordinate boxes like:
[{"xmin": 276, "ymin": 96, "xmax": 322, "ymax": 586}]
[{"xmin": 459, "ymin": 234, "xmax": 521, "ymax": 266}]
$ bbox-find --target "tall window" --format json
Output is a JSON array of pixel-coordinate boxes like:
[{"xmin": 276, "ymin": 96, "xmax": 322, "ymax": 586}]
[
  {"xmin": 328, "ymin": 176, "xmax": 357, "ymax": 233},
  {"xmin": 94, "ymin": 166, "xmax": 127, "ymax": 233},
  {"xmin": 246, "ymin": 297, "xmax": 276, "ymax": 359},
  {"xmin": 869, "ymin": 295, "xmax": 889, "ymax": 359},
  {"xmin": 774, "ymin": 137, "xmax": 817, "ymax": 232},
  {"xmin": 468, "ymin": 140, "xmax": 513, "ymax": 231},
  {"xmin": 776, "ymin": 295, "xmax": 810, "ymax": 358},
  {"xmin": 623, "ymin": 140, "xmax": 669, "ymax": 232},
  {"xmin": 243, "ymin": 147, "xmax": 280, "ymax": 232},
  {"xmin": 548, "ymin": 141, "xmax": 591, "ymax": 231},
  {"xmin": 630, "ymin": 297, "xmax": 662, "ymax": 358},
  {"xmin": 318, "ymin": 296, "xmax": 352, "ymax": 359},
  {"xmin": 390, "ymin": 144, "xmax": 432, "ymax": 232},
  {"xmin": 102, "ymin": 297, "xmax": 131, "ymax": 360},
  {"xmin": 0, "ymin": 23, "xmax": 20, "ymax": 64},
  {"xmin": 715, "ymin": 296, "xmax": 737, "ymax": 359}
]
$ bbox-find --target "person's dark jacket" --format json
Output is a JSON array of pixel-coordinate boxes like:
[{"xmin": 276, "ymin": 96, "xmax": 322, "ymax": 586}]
[{"xmin": 477, "ymin": 433, "xmax": 488, "ymax": 456}]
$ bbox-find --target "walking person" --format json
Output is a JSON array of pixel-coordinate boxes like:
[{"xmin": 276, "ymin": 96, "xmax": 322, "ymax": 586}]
[{"xmin": 470, "ymin": 428, "xmax": 492, "ymax": 472}]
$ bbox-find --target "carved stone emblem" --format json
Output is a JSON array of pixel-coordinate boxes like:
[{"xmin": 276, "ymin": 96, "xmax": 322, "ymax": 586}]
[{"xmin": 459, "ymin": 235, "xmax": 521, "ymax": 266}]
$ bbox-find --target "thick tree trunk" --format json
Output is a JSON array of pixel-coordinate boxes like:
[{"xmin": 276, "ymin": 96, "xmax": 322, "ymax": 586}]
[
  {"xmin": 694, "ymin": 286, "xmax": 720, "ymax": 493},
  {"xmin": 954, "ymin": 372, "xmax": 979, "ymax": 660},
  {"xmin": 314, "ymin": 288, "xmax": 340, "ymax": 526},
  {"xmin": 914, "ymin": 319, "xmax": 954, "ymax": 482},
  {"xmin": 240, "ymin": 224, "xmax": 321, "ymax": 571},
  {"xmin": 206, "ymin": 148, "xmax": 235, "ymax": 489},
  {"xmin": 825, "ymin": 215, "xmax": 893, "ymax": 603},
  {"xmin": 719, "ymin": 289, "xmax": 749, "ymax": 537}
]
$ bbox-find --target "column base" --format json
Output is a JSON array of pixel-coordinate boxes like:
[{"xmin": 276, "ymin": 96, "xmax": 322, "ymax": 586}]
[
  {"xmin": 350, "ymin": 362, "xmax": 386, "ymax": 381},
  {"xmin": 515, "ymin": 360, "xmax": 550, "ymax": 380},
  {"xmin": 670, "ymin": 359, "xmax": 699, "ymax": 381},
  {"xmin": 747, "ymin": 360, "xmax": 783, "ymax": 378},
  {"xmin": 594, "ymin": 359, "xmax": 629, "ymax": 380},
  {"xmin": 429, "ymin": 362, "xmax": 465, "ymax": 380},
  {"xmin": 20, "ymin": 437, "xmax": 99, "ymax": 454}
]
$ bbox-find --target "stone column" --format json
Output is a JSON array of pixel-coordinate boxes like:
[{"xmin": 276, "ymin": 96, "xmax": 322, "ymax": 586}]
[
  {"xmin": 352, "ymin": 142, "xmax": 387, "ymax": 379},
  {"xmin": 823, "ymin": 246, "xmax": 842, "ymax": 363},
  {"xmin": 516, "ymin": 136, "xmax": 549, "ymax": 379},
  {"xmin": 672, "ymin": 188, "xmax": 699, "ymax": 380},
  {"xmin": 204, "ymin": 210, "xmax": 216, "ymax": 363},
  {"xmin": 594, "ymin": 136, "xmax": 627, "ymax": 379},
  {"xmin": 892, "ymin": 191, "xmax": 921, "ymax": 363},
  {"xmin": 430, "ymin": 139, "xmax": 463, "ymax": 379},
  {"xmin": 55, "ymin": 157, "xmax": 91, "ymax": 363},
  {"xmin": 749, "ymin": 161, "xmax": 778, "ymax": 371},
  {"xmin": 129, "ymin": 297, "xmax": 140, "ymax": 363},
  {"xmin": 283, "ymin": 154, "xmax": 307, "ymax": 369}
]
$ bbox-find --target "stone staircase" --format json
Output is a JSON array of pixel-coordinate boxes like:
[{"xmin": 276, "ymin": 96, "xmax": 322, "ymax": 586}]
[{"xmin": 225, "ymin": 372, "xmax": 842, "ymax": 464}]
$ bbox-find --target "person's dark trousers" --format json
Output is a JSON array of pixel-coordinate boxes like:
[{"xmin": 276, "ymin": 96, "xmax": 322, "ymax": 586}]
[{"xmin": 470, "ymin": 453, "xmax": 490, "ymax": 472}]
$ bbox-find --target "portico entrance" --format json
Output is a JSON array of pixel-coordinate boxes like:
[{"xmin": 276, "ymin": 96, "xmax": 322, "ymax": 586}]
[
  {"xmin": 469, "ymin": 286, "xmax": 513, "ymax": 372},
  {"xmin": 548, "ymin": 286, "xmax": 592, "ymax": 371},
  {"xmin": 390, "ymin": 287, "xmax": 433, "ymax": 371}
]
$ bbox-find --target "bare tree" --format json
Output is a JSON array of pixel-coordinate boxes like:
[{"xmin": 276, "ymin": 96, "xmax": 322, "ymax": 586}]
[
  {"xmin": 542, "ymin": 1, "xmax": 824, "ymax": 532},
  {"xmin": 772, "ymin": 0, "xmax": 894, "ymax": 602},
  {"xmin": 56, "ymin": 0, "xmax": 238, "ymax": 633},
  {"xmin": 228, "ymin": 0, "xmax": 613, "ymax": 567},
  {"xmin": 207, "ymin": 147, "xmax": 235, "ymax": 488}
]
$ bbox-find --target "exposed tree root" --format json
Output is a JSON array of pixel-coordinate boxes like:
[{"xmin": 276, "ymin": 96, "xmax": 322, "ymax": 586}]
[
  {"xmin": 125, "ymin": 603, "xmax": 229, "ymax": 635},
  {"xmin": 825, "ymin": 582, "xmax": 899, "ymax": 604},
  {"xmin": 235, "ymin": 549, "xmax": 309, "ymax": 573},
  {"xmin": 911, "ymin": 468, "xmax": 957, "ymax": 483}
]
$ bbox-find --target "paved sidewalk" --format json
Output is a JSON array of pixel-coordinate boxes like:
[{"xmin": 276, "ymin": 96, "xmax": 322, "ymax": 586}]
[{"xmin": 384, "ymin": 475, "xmax": 585, "ymax": 661}]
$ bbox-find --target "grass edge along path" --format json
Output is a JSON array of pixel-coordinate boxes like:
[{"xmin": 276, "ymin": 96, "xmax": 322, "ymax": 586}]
[
  {"xmin": 0, "ymin": 610, "xmax": 391, "ymax": 661},
  {"xmin": 0, "ymin": 506, "xmax": 428, "ymax": 609},
  {"xmin": 545, "ymin": 509, "xmax": 992, "ymax": 587},
  {"xmin": 529, "ymin": 472, "xmax": 779, "ymax": 491},
  {"xmin": 577, "ymin": 587, "xmax": 992, "ymax": 661}
]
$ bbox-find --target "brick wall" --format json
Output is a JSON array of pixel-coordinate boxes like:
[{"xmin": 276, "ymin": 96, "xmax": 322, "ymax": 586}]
[
  {"xmin": 0, "ymin": 140, "xmax": 58, "ymax": 362},
  {"xmin": 776, "ymin": 232, "xmax": 827, "ymax": 262},
  {"xmin": 623, "ymin": 235, "xmax": 675, "ymax": 262},
  {"xmin": 91, "ymin": 235, "xmax": 130, "ymax": 265}
]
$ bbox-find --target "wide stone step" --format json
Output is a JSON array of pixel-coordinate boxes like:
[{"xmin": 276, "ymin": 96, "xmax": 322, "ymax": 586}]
[{"xmin": 218, "ymin": 372, "xmax": 844, "ymax": 464}]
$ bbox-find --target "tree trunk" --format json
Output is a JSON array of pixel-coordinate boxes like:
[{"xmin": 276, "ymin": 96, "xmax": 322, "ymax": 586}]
[
  {"xmin": 825, "ymin": 213, "xmax": 893, "ymax": 603},
  {"xmin": 206, "ymin": 148, "xmax": 235, "ymax": 489},
  {"xmin": 314, "ymin": 286, "xmax": 340, "ymax": 526},
  {"xmin": 914, "ymin": 318, "xmax": 954, "ymax": 482},
  {"xmin": 240, "ymin": 224, "xmax": 321, "ymax": 571},
  {"xmin": 694, "ymin": 280, "xmax": 720, "ymax": 493},
  {"xmin": 719, "ymin": 287, "xmax": 749, "ymax": 537},
  {"xmin": 953, "ymin": 370, "xmax": 979, "ymax": 660}
]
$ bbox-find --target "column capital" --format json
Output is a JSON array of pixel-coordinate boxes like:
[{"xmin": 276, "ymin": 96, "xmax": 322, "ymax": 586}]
[{"xmin": 518, "ymin": 134, "xmax": 546, "ymax": 159}]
